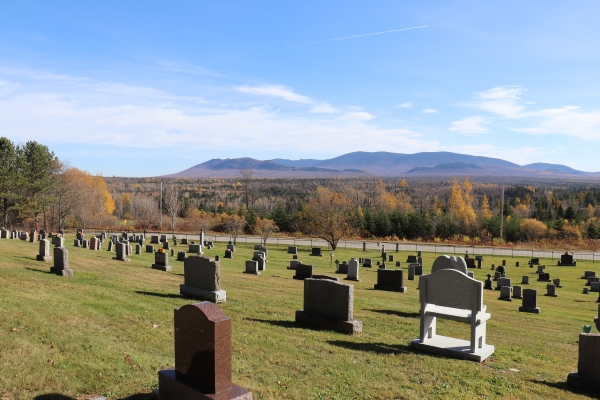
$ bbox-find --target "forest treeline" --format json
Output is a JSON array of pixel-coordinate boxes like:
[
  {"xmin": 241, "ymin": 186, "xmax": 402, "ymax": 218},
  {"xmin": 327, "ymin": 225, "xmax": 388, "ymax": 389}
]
[{"xmin": 3, "ymin": 137, "xmax": 600, "ymax": 250}]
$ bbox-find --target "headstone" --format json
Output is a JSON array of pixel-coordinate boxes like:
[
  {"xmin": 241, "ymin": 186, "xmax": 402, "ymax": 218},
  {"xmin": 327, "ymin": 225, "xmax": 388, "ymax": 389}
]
[
  {"xmin": 226, "ymin": 243, "xmax": 235, "ymax": 253},
  {"xmin": 497, "ymin": 265, "xmax": 506, "ymax": 275},
  {"xmin": 536, "ymin": 265, "xmax": 545, "ymax": 274},
  {"xmin": 293, "ymin": 254, "xmax": 298, "ymax": 260},
  {"xmin": 136, "ymin": 244, "xmax": 141, "ymax": 255},
  {"xmin": 107, "ymin": 241, "xmax": 114, "ymax": 252},
  {"xmin": 180, "ymin": 256, "xmax": 226, "ymax": 303},
  {"xmin": 477, "ymin": 258, "xmax": 482, "ymax": 269},
  {"xmin": 567, "ymin": 333, "xmax": 600, "ymax": 391},
  {"xmin": 374, "ymin": 269, "xmax": 406, "ymax": 292},
  {"xmin": 287, "ymin": 246, "xmax": 298, "ymax": 255},
  {"xmin": 408, "ymin": 265, "xmax": 415, "ymax": 281},
  {"xmin": 181, "ymin": 238, "xmax": 188, "ymax": 245},
  {"xmin": 224, "ymin": 249, "xmax": 233, "ymax": 259},
  {"xmin": 583, "ymin": 288, "xmax": 590, "ymax": 294},
  {"xmin": 244, "ymin": 260, "xmax": 259, "ymax": 275},
  {"xmin": 152, "ymin": 251, "xmax": 171, "ymax": 271},
  {"xmin": 582, "ymin": 271, "xmax": 597, "ymax": 280},
  {"xmin": 588, "ymin": 277, "xmax": 600, "ymax": 286},
  {"xmin": 363, "ymin": 258, "xmax": 372, "ymax": 268},
  {"xmin": 0, "ymin": 229, "xmax": 8, "ymax": 238},
  {"xmin": 592, "ymin": 282, "xmax": 600, "ymax": 293},
  {"xmin": 310, "ymin": 247, "xmax": 323, "ymax": 257},
  {"xmin": 151, "ymin": 235, "xmax": 159, "ymax": 244},
  {"xmin": 431, "ymin": 255, "xmax": 468, "ymax": 275},
  {"xmin": 188, "ymin": 243, "xmax": 202, "ymax": 254},
  {"xmin": 74, "ymin": 239, "xmax": 81, "ymax": 247},
  {"xmin": 502, "ymin": 260, "xmax": 506, "ymax": 266},
  {"xmin": 495, "ymin": 277, "xmax": 511, "ymax": 291},
  {"xmin": 295, "ymin": 278, "xmax": 362, "ymax": 334},
  {"xmin": 82, "ymin": 239, "xmax": 88, "ymax": 249},
  {"xmin": 52, "ymin": 236, "xmax": 64, "ymax": 248},
  {"xmin": 336, "ymin": 261, "xmax": 349, "ymax": 274},
  {"xmin": 154, "ymin": 302, "xmax": 252, "ymax": 400},
  {"xmin": 521, "ymin": 275, "xmax": 529, "ymax": 284},
  {"xmin": 114, "ymin": 242, "xmax": 130, "ymax": 262},
  {"xmin": 498, "ymin": 286, "xmax": 512, "ymax": 301},
  {"xmin": 553, "ymin": 278, "xmax": 562, "ymax": 288},
  {"xmin": 388, "ymin": 255, "xmax": 394, "ymax": 262},
  {"xmin": 407, "ymin": 255, "xmax": 417, "ymax": 263},
  {"xmin": 513, "ymin": 285, "xmax": 523, "ymax": 299},
  {"xmin": 465, "ymin": 258, "xmax": 476, "ymax": 269},
  {"xmin": 519, "ymin": 289, "xmax": 540, "ymax": 313},
  {"xmin": 293, "ymin": 264, "xmax": 313, "ymax": 280},
  {"xmin": 36, "ymin": 239, "xmax": 52, "ymax": 262},
  {"xmin": 50, "ymin": 247, "xmax": 73, "ymax": 276},
  {"xmin": 89, "ymin": 237, "xmax": 99, "ymax": 251},
  {"xmin": 484, "ymin": 274, "xmax": 493, "ymax": 290},
  {"xmin": 545, "ymin": 284, "xmax": 558, "ymax": 297},
  {"xmin": 287, "ymin": 260, "xmax": 302, "ymax": 270},
  {"xmin": 516, "ymin": 261, "xmax": 520, "ymax": 267},
  {"xmin": 411, "ymin": 263, "xmax": 423, "ymax": 275},
  {"xmin": 163, "ymin": 241, "xmax": 171, "ymax": 250},
  {"xmin": 529, "ymin": 257, "xmax": 540, "ymax": 265},
  {"xmin": 254, "ymin": 254, "xmax": 266, "ymax": 271},
  {"xmin": 491, "ymin": 264, "xmax": 495, "ymax": 271},
  {"xmin": 558, "ymin": 252, "xmax": 576, "ymax": 266},
  {"xmin": 160, "ymin": 235, "xmax": 167, "ymax": 243},
  {"xmin": 146, "ymin": 245, "xmax": 154, "ymax": 253},
  {"xmin": 396, "ymin": 261, "xmax": 401, "ymax": 267},
  {"xmin": 29, "ymin": 230, "xmax": 37, "ymax": 243},
  {"xmin": 177, "ymin": 250, "xmax": 186, "ymax": 261},
  {"xmin": 345, "ymin": 258, "xmax": 359, "ymax": 281},
  {"xmin": 538, "ymin": 272, "xmax": 551, "ymax": 282},
  {"xmin": 493, "ymin": 271, "xmax": 501, "ymax": 281}
]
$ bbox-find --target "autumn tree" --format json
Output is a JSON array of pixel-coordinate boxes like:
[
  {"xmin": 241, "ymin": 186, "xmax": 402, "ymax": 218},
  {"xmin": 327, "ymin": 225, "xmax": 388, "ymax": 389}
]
[
  {"xmin": 480, "ymin": 195, "xmax": 493, "ymax": 219},
  {"xmin": 449, "ymin": 178, "xmax": 477, "ymax": 233},
  {"xmin": 253, "ymin": 218, "xmax": 279, "ymax": 245},
  {"xmin": 519, "ymin": 218, "xmax": 548, "ymax": 241},
  {"xmin": 298, "ymin": 187, "xmax": 357, "ymax": 250},
  {"xmin": 163, "ymin": 184, "xmax": 181, "ymax": 234},
  {"xmin": 131, "ymin": 193, "xmax": 158, "ymax": 234},
  {"xmin": 222, "ymin": 214, "xmax": 246, "ymax": 244}
]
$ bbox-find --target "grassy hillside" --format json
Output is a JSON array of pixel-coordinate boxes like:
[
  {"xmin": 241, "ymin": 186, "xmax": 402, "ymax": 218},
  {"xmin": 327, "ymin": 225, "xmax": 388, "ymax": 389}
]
[{"xmin": 0, "ymin": 236, "xmax": 597, "ymax": 399}]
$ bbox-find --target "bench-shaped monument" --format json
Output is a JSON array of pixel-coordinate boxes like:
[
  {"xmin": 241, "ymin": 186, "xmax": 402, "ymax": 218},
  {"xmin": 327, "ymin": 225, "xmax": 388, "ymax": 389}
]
[{"xmin": 411, "ymin": 269, "xmax": 494, "ymax": 362}]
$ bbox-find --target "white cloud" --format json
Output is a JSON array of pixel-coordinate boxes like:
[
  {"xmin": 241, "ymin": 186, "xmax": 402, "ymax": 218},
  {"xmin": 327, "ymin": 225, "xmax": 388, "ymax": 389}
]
[
  {"xmin": 448, "ymin": 116, "xmax": 489, "ymax": 135},
  {"xmin": 398, "ymin": 102, "xmax": 413, "ymax": 108},
  {"xmin": 339, "ymin": 111, "xmax": 374, "ymax": 121},
  {"xmin": 236, "ymin": 84, "xmax": 313, "ymax": 104},
  {"xmin": 309, "ymin": 103, "xmax": 339, "ymax": 114},
  {"xmin": 514, "ymin": 106, "xmax": 600, "ymax": 141},
  {"xmin": 468, "ymin": 85, "xmax": 526, "ymax": 118},
  {"xmin": 422, "ymin": 109, "xmax": 438, "ymax": 114}
]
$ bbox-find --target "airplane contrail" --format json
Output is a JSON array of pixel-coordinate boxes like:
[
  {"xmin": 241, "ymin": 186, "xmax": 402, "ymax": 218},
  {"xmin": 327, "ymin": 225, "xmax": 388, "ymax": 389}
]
[{"xmin": 216, "ymin": 25, "xmax": 428, "ymax": 61}]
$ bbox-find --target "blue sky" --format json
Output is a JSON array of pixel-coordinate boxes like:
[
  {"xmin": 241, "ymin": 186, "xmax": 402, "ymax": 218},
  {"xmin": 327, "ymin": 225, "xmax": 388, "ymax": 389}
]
[{"xmin": 1, "ymin": 1, "xmax": 600, "ymax": 176}]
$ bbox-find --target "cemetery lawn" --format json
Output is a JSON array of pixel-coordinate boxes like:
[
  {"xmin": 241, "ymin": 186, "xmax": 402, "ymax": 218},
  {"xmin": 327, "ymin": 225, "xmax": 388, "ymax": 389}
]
[{"xmin": 0, "ymin": 238, "xmax": 598, "ymax": 399}]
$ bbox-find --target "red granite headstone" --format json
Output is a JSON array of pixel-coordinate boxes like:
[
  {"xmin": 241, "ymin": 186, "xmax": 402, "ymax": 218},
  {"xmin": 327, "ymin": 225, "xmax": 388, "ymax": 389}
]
[{"xmin": 155, "ymin": 302, "xmax": 252, "ymax": 400}]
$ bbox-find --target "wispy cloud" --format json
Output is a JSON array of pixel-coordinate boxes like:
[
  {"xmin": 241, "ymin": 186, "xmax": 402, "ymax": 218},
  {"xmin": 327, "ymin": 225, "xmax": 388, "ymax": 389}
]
[
  {"xmin": 468, "ymin": 85, "xmax": 526, "ymax": 118},
  {"xmin": 236, "ymin": 84, "xmax": 313, "ymax": 104},
  {"xmin": 448, "ymin": 116, "xmax": 489, "ymax": 135},
  {"xmin": 422, "ymin": 108, "xmax": 438, "ymax": 114},
  {"xmin": 398, "ymin": 102, "xmax": 413, "ymax": 108},
  {"xmin": 310, "ymin": 103, "xmax": 340, "ymax": 114}
]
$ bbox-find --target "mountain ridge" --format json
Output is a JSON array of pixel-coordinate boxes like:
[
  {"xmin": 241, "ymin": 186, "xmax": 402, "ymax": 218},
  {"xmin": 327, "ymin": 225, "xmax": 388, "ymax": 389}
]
[{"xmin": 165, "ymin": 151, "xmax": 597, "ymax": 178}]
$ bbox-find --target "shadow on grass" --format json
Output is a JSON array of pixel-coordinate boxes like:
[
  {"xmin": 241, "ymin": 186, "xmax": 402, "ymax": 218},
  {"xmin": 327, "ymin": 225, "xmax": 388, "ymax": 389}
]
[
  {"xmin": 34, "ymin": 394, "xmax": 154, "ymax": 400},
  {"xmin": 245, "ymin": 317, "xmax": 297, "ymax": 328},
  {"xmin": 369, "ymin": 309, "xmax": 419, "ymax": 318},
  {"xmin": 24, "ymin": 267, "xmax": 53, "ymax": 274},
  {"xmin": 327, "ymin": 340, "xmax": 412, "ymax": 355},
  {"xmin": 529, "ymin": 379, "xmax": 594, "ymax": 397},
  {"xmin": 135, "ymin": 290, "xmax": 182, "ymax": 299}
]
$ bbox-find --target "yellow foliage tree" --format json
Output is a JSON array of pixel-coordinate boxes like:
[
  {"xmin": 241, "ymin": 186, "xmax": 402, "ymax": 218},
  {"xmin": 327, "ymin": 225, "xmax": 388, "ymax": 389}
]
[
  {"xmin": 449, "ymin": 178, "xmax": 477, "ymax": 233},
  {"xmin": 519, "ymin": 218, "xmax": 547, "ymax": 241},
  {"xmin": 480, "ymin": 195, "xmax": 492, "ymax": 219}
]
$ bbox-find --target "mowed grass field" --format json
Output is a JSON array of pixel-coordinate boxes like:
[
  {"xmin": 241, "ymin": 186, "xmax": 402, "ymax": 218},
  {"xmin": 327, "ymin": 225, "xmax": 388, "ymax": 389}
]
[{"xmin": 0, "ymin": 235, "xmax": 599, "ymax": 399}]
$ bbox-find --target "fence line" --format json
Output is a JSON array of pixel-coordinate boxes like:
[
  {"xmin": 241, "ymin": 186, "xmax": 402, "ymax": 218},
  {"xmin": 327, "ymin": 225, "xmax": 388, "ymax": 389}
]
[{"xmin": 91, "ymin": 229, "xmax": 599, "ymax": 263}]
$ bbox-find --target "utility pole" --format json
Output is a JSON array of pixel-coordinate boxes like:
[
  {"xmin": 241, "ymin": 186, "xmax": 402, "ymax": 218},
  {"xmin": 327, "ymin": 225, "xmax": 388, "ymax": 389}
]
[
  {"xmin": 160, "ymin": 181, "xmax": 163, "ymax": 229},
  {"xmin": 500, "ymin": 185, "xmax": 505, "ymax": 240}
]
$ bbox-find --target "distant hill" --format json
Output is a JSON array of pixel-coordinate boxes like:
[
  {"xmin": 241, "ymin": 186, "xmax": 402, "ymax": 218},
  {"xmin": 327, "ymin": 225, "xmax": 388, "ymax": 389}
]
[
  {"xmin": 407, "ymin": 162, "xmax": 484, "ymax": 174},
  {"xmin": 165, "ymin": 151, "xmax": 596, "ymax": 178}
]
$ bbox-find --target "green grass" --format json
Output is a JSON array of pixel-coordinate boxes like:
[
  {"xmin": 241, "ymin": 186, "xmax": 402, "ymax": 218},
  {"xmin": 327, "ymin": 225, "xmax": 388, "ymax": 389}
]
[{"xmin": 0, "ymin": 236, "xmax": 598, "ymax": 399}]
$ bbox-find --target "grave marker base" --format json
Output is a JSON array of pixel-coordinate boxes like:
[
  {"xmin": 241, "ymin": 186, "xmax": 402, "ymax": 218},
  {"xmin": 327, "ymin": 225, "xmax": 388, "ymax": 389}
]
[
  {"xmin": 410, "ymin": 336, "xmax": 494, "ymax": 362},
  {"xmin": 152, "ymin": 264, "xmax": 172, "ymax": 271},
  {"xmin": 154, "ymin": 368, "xmax": 252, "ymax": 400},
  {"xmin": 180, "ymin": 285, "xmax": 226, "ymax": 303},
  {"xmin": 50, "ymin": 267, "xmax": 73, "ymax": 276},
  {"xmin": 373, "ymin": 284, "xmax": 407, "ymax": 292},
  {"xmin": 295, "ymin": 310, "xmax": 362, "ymax": 335},
  {"xmin": 567, "ymin": 372, "xmax": 600, "ymax": 393},
  {"xmin": 518, "ymin": 306, "xmax": 540, "ymax": 313},
  {"xmin": 36, "ymin": 256, "xmax": 52, "ymax": 262}
]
